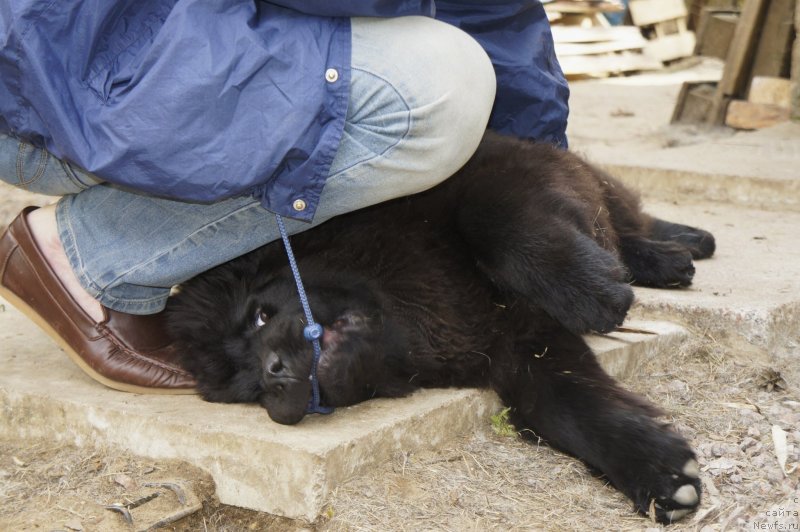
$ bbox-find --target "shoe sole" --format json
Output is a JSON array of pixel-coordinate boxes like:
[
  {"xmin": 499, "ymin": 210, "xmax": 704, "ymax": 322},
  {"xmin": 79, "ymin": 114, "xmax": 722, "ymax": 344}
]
[{"xmin": 0, "ymin": 286, "xmax": 197, "ymax": 395}]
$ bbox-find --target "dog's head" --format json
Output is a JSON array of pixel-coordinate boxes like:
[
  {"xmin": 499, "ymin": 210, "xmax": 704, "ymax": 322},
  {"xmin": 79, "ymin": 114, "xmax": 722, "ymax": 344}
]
[
  {"xmin": 247, "ymin": 276, "xmax": 380, "ymax": 424},
  {"xmin": 169, "ymin": 257, "xmax": 419, "ymax": 425}
]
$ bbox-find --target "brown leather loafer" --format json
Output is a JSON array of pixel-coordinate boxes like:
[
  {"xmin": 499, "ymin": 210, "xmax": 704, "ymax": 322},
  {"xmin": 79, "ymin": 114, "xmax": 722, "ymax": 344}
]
[{"xmin": 0, "ymin": 206, "xmax": 196, "ymax": 394}]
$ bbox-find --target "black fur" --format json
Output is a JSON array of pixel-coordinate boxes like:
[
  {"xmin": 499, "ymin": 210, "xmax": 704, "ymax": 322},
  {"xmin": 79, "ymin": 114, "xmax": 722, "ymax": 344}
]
[{"xmin": 167, "ymin": 132, "xmax": 714, "ymax": 523}]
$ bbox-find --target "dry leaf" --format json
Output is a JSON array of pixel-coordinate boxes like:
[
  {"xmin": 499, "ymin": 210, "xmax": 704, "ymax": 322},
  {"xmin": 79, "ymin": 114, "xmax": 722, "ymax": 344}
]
[
  {"xmin": 113, "ymin": 473, "xmax": 134, "ymax": 490},
  {"xmin": 703, "ymin": 457, "xmax": 738, "ymax": 471},
  {"xmin": 64, "ymin": 519, "xmax": 83, "ymax": 531},
  {"xmin": 771, "ymin": 425, "xmax": 798, "ymax": 476},
  {"xmin": 757, "ymin": 369, "xmax": 787, "ymax": 392}
]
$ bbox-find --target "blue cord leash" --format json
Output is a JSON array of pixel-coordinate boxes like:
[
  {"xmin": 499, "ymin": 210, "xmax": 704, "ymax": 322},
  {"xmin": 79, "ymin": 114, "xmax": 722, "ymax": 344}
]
[{"xmin": 274, "ymin": 214, "xmax": 334, "ymax": 415}]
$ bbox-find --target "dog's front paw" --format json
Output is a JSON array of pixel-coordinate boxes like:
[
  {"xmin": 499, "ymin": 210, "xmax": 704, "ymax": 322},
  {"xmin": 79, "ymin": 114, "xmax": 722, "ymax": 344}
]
[
  {"xmin": 649, "ymin": 219, "xmax": 716, "ymax": 259},
  {"xmin": 546, "ymin": 235, "xmax": 635, "ymax": 335},
  {"xmin": 556, "ymin": 278, "xmax": 634, "ymax": 335},
  {"xmin": 625, "ymin": 240, "xmax": 696, "ymax": 288},
  {"xmin": 633, "ymin": 456, "xmax": 701, "ymax": 523},
  {"xmin": 647, "ymin": 458, "xmax": 700, "ymax": 523},
  {"xmin": 601, "ymin": 414, "xmax": 702, "ymax": 524}
]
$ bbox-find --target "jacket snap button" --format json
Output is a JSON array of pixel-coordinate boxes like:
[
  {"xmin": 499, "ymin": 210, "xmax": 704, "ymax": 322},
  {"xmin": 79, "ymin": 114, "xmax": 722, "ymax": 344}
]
[
  {"xmin": 292, "ymin": 199, "xmax": 307, "ymax": 212},
  {"xmin": 325, "ymin": 68, "xmax": 339, "ymax": 83}
]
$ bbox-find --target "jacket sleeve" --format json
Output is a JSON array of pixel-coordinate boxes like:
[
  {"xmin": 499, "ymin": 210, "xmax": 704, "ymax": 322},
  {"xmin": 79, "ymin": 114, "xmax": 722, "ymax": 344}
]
[
  {"xmin": 435, "ymin": 1, "xmax": 570, "ymax": 147},
  {"xmin": 263, "ymin": 1, "xmax": 435, "ymax": 17}
]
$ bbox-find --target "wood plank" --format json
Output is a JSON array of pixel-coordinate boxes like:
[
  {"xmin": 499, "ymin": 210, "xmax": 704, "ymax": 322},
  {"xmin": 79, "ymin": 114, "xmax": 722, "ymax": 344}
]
[
  {"xmin": 558, "ymin": 53, "xmax": 664, "ymax": 76},
  {"xmin": 559, "ymin": 13, "xmax": 611, "ymax": 27},
  {"xmin": 725, "ymin": 100, "xmax": 791, "ymax": 129},
  {"xmin": 708, "ymin": 0, "xmax": 770, "ymax": 125},
  {"xmin": 793, "ymin": 0, "xmax": 800, "ymax": 120},
  {"xmin": 750, "ymin": 0, "xmax": 795, "ymax": 78},
  {"xmin": 688, "ymin": 0, "xmax": 743, "ymax": 30},
  {"xmin": 643, "ymin": 31, "xmax": 697, "ymax": 61},
  {"xmin": 695, "ymin": 11, "xmax": 739, "ymax": 60},
  {"xmin": 629, "ymin": 0, "xmax": 688, "ymax": 26},
  {"xmin": 544, "ymin": 1, "xmax": 624, "ymax": 14},
  {"xmin": 550, "ymin": 25, "xmax": 645, "ymax": 43},
  {"xmin": 672, "ymin": 81, "xmax": 718, "ymax": 124},
  {"xmin": 748, "ymin": 76, "xmax": 792, "ymax": 108},
  {"xmin": 555, "ymin": 37, "xmax": 648, "ymax": 56}
]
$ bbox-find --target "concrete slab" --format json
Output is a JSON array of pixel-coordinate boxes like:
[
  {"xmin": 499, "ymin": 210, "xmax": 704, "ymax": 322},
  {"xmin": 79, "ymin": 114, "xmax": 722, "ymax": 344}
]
[
  {"xmin": 596, "ymin": 123, "xmax": 800, "ymax": 213},
  {"xmin": 564, "ymin": 59, "xmax": 799, "ymax": 382},
  {"xmin": 567, "ymin": 63, "xmax": 800, "ymax": 212},
  {"xmin": 567, "ymin": 60, "xmax": 726, "ymax": 152},
  {"xmin": 629, "ymin": 200, "xmax": 800, "ymax": 387},
  {"xmin": 0, "ymin": 296, "xmax": 686, "ymax": 519}
]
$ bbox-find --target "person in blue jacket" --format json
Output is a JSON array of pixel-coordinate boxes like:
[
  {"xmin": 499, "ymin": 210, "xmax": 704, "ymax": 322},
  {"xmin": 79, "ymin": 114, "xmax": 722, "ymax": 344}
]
[{"xmin": 0, "ymin": 1, "xmax": 569, "ymax": 393}]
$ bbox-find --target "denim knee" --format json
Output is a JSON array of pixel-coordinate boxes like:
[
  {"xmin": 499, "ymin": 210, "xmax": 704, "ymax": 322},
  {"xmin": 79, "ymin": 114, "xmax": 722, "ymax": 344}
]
[
  {"xmin": 401, "ymin": 17, "xmax": 496, "ymax": 181},
  {"xmin": 348, "ymin": 17, "xmax": 496, "ymax": 193},
  {"xmin": 0, "ymin": 134, "xmax": 103, "ymax": 195}
]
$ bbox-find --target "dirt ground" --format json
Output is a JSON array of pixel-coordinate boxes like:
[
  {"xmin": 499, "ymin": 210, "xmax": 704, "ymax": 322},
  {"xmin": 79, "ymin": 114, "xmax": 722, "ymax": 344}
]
[{"xmin": 1, "ymin": 159, "xmax": 799, "ymax": 529}]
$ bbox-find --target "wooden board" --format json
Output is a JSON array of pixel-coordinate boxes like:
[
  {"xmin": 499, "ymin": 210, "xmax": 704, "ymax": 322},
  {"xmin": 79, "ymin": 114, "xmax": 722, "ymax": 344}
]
[
  {"xmin": 559, "ymin": 53, "xmax": 663, "ymax": 76},
  {"xmin": 793, "ymin": 0, "xmax": 800, "ymax": 120},
  {"xmin": 725, "ymin": 100, "xmax": 791, "ymax": 129},
  {"xmin": 544, "ymin": 1, "xmax": 624, "ymax": 13},
  {"xmin": 671, "ymin": 81, "xmax": 718, "ymax": 124},
  {"xmin": 550, "ymin": 25, "xmax": 645, "ymax": 43},
  {"xmin": 555, "ymin": 37, "xmax": 647, "ymax": 56},
  {"xmin": 750, "ymin": 0, "xmax": 795, "ymax": 78},
  {"xmin": 687, "ymin": 0, "xmax": 741, "ymax": 30},
  {"xmin": 558, "ymin": 12, "xmax": 613, "ymax": 27},
  {"xmin": 708, "ymin": 0, "xmax": 770, "ymax": 125},
  {"xmin": 695, "ymin": 10, "xmax": 739, "ymax": 60},
  {"xmin": 749, "ymin": 76, "xmax": 792, "ymax": 108},
  {"xmin": 643, "ymin": 31, "xmax": 697, "ymax": 61},
  {"xmin": 629, "ymin": 0, "xmax": 688, "ymax": 26}
]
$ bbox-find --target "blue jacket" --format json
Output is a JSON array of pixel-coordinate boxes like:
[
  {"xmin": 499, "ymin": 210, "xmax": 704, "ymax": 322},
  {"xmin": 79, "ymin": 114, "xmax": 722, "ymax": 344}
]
[{"xmin": 0, "ymin": 1, "xmax": 569, "ymax": 221}]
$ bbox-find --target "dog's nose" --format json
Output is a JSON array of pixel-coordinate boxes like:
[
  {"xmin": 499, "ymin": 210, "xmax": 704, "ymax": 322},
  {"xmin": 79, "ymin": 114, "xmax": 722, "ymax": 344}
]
[{"xmin": 264, "ymin": 351, "xmax": 288, "ymax": 378}]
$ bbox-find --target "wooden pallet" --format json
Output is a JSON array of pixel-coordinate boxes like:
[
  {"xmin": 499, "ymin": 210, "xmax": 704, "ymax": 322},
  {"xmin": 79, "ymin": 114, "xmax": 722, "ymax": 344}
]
[
  {"xmin": 629, "ymin": 0, "xmax": 697, "ymax": 62},
  {"xmin": 544, "ymin": 0, "xmax": 624, "ymax": 27},
  {"xmin": 673, "ymin": 0, "xmax": 798, "ymax": 128},
  {"xmin": 694, "ymin": 8, "xmax": 740, "ymax": 60},
  {"xmin": 546, "ymin": 2, "xmax": 662, "ymax": 77},
  {"xmin": 794, "ymin": 0, "xmax": 800, "ymax": 120},
  {"xmin": 551, "ymin": 26, "xmax": 661, "ymax": 76}
]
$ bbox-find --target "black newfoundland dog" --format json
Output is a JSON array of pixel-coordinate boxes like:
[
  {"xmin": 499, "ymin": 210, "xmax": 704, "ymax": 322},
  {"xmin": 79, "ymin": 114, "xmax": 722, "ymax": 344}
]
[{"xmin": 167, "ymin": 133, "xmax": 714, "ymax": 523}]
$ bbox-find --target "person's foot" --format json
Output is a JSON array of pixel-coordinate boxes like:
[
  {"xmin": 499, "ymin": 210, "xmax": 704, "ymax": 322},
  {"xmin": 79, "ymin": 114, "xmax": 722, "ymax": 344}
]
[
  {"xmin": 27, "ymin": 205, "xmax": 104, "ymax": 322},
  {"xmin": 0, "ymin": 206, "xmax": 196, "ymax": 393}
]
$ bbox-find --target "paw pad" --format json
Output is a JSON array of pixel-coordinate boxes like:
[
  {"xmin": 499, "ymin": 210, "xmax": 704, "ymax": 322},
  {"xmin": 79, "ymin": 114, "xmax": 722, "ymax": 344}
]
[
  {"xmin": 672, "ymin": 484, "xmax": 699, "ymax": 506},
  {"xmin": 682, "ymin": 459, "xmax": 700, "ymax": 478},
  {"xmin": 647, "ymin": 458, "xmax": 702, "ymax": 523}
]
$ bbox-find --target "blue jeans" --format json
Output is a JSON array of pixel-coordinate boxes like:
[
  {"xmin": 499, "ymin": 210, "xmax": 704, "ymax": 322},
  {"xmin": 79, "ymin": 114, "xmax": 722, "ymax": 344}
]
[{"xmin": 0, "ymin": 17, "xmax": 495, "ymax": 314}]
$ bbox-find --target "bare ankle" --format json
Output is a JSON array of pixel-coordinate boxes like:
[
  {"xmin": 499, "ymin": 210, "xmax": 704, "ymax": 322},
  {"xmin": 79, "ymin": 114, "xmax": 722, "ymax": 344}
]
[{"xmin": 27, "ymin": 205, "xmax": 105, "ymax": 322}]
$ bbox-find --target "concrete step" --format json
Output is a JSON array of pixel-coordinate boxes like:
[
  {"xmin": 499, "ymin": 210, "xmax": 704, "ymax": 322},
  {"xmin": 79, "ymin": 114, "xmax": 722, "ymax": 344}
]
[
  {"xmin": 629, "ymin": 199, "xmax": 800, "ymax": 387},
  {"xmin": 566, "ymin": 67, "xmax": 800, "ymax": 213},
  {"xmin": 598, "ymin": 123, "xmax": 800, "ymax": 213},
  {"xmin": 0, "ymin": 296, "xmax": 686, "ymax": 520},
  {"xmin": 566, "ymin": 66, "xmax": 799, "ymax": 383}
]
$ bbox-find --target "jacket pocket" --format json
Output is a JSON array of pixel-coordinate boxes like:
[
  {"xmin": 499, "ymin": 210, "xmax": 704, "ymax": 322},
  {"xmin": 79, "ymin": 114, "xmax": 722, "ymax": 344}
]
[{"xmin": 84, "ymin": 3, "xmax": 175, "ymax": 103}]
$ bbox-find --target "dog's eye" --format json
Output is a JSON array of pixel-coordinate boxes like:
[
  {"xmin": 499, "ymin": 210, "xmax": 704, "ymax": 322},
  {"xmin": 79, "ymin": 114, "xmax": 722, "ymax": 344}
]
[{"xmin": 255, "ymin": 309, "xmax": 269, "ymax": 328}]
